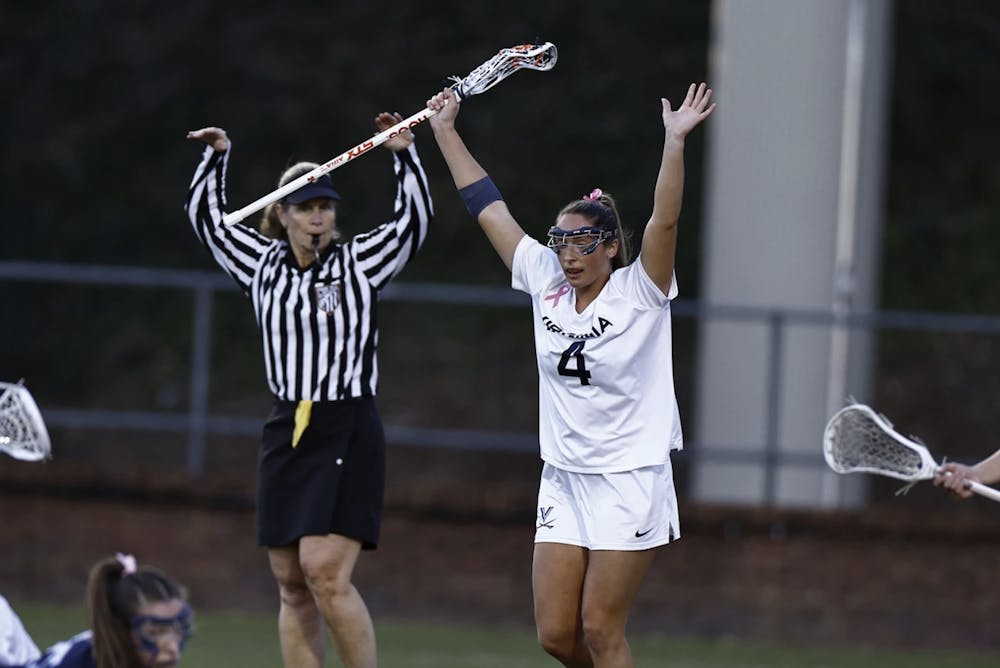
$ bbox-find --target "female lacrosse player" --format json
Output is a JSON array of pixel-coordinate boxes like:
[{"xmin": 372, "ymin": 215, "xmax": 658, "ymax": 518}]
[
  {"xmin": 25, "ymin": 553, "xmax": 192, "ymax": 668},
  {"xmin": 427, "ymin": 83, "xmax": 714, "ymax": 667},
  {"xmin": 185, "ymin": 113, "xmax": 431, "ymax": 668},
  {"xmin": 935, "ymin": 449, "xmax": 1000, "ymax": 498}
]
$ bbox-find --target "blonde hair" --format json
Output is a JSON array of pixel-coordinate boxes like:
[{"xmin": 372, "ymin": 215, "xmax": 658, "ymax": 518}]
[
  {"xmin": 259, "ymin": 161, "xmax": 342, "ymax": 241},
  {"xmin": 556, "ymin": 190, "xmax": 631, "ymax": 269}
]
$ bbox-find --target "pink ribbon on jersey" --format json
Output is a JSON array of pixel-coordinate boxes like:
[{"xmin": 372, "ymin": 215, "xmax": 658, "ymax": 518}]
[{"xmin": 544, "ymin": 284, "xmax": 571, "ymax": 308}]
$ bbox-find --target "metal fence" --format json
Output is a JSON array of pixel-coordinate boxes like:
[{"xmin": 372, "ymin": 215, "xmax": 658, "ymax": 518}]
[{"xmin": 5, "ymin": 259, "xmax": 1000, "ymax": 481}]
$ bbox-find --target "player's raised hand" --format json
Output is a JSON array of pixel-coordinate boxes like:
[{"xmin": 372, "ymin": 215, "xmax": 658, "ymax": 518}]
[
  {"xmin": 427, "ymin": 88, "xmax": 460, "ymax": 130},
  {"xmin": 187, "ymin": 127, "xmax": 230, "ymax": 152},
  {"xmin": 662, "ymin": 82, "xmax": 716, "ymax": 140}
]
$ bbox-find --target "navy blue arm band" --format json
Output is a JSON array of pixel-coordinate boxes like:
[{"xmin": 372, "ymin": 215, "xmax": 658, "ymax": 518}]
[{"xmin": 458, "ymin": 176, "xmax": 503, "ymax": 220}]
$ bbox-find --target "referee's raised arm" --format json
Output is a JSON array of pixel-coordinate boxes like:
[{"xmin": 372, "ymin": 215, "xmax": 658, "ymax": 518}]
[
  {"xmin": 350, "ymin": 130, "xmax": 433, "ymax": 290},
  {"xmin": 185, "ymin": 127, "xmax": 272, "ymax": 294}
]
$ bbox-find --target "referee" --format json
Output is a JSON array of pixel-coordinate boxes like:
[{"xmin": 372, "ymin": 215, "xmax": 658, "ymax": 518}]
[{"xmin": 185, "ymin": 113, "xmax": 431, "ymax": 668}]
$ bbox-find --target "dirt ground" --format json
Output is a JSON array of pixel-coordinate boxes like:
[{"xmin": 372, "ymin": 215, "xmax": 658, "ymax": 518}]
[{"xmin": 2, "ymin": 447, "xmax": 999, "ymax": 651}]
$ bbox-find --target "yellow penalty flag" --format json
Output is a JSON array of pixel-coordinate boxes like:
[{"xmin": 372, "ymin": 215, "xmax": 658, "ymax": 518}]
[{"xmin": 292, "ymin": 400, "xmax": 313, "ymax": 448}]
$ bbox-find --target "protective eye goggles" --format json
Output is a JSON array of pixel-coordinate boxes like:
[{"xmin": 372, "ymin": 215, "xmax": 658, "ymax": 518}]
[
  {"xmin": 131, "ymin": 605, "xmax": 194, "ymax": 650},
  {"xmin": 546, "ymin": 226, "xmax": 617, "ymax": 256}
]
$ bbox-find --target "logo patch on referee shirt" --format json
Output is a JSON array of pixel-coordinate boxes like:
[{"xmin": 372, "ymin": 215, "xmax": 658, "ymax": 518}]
[{"xmin": 314, "ymin": 281, "xmax": 342, "ymax": 315}]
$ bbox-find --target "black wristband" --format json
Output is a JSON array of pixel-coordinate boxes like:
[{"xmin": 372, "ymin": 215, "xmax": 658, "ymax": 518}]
[{"xmin": 458, "ymin": 176, "xmax": 503, "ymax": 219}]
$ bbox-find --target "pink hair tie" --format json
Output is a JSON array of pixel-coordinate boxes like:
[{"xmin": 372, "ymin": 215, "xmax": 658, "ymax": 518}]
[
  {"xmin": 115, "ymin": 552, "xmax": 137, "ymax": 575},
  {"xmin": 583, "ymin": 188, "xmax": 603, "ymax": 201}
]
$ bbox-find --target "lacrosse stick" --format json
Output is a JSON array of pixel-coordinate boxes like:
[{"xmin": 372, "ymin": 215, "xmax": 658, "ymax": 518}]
[
  {"xmin": 223, "ymin": 42, "xmax": 559, "ymax": 226},
  {"xmin": 0, "ymin": 380, "xmax": 52, "ymax": 462},
  {"xmin": 823, "ymin": 403, "xmax": 1000, "ymax": 502}
]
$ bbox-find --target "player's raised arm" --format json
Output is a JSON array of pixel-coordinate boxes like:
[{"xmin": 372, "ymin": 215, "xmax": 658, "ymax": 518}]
[
  {"xmin": 427, "ymin": 87, "xmax": 525, "ymax": 271},
  {"xmin": 640, "ymin": 82, "xmax": 715, "ymax": 295}
]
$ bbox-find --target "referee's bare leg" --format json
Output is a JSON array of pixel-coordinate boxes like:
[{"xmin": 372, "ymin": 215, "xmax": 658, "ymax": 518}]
[
  {"xmin": 269, "ymin": 535, "xmax": 376, "ymax": 668},
  {"xmin": 269, "ymin": 545, "xmax": 325, "ymax": 667}
]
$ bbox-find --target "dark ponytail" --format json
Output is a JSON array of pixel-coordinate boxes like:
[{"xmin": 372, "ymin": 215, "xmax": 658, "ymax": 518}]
[{"xmin": 86, "ymin": 555, "xmax": 187, "ymax": 668}]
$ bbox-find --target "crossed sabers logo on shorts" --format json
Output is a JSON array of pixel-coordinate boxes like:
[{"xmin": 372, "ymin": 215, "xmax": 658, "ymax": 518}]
[{"xmin": 536, "ymin": 506, "xmax": 555, "ymax": 529}]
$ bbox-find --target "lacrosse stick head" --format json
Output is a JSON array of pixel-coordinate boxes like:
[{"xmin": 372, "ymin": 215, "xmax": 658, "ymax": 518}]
[
  {"xmin": 0, "ymin": 381, "xmax": 52, "ymax": 462},
  {"xmin": 823, "ymin": 403, "xmax": 938, "ymax": 483},
  {"xmin": 450, "ymin": 42, "xmax": 558, "ymax": 101}
]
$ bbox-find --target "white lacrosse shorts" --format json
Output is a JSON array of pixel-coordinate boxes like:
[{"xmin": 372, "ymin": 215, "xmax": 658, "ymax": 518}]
[{"xmin": 533, "ymin": 461, "xmax": 680, "ymax": 550}]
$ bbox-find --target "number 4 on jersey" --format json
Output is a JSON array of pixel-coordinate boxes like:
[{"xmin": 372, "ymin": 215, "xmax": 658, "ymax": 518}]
[{"xmin": 557, "ymin": 341, "xmax": 592, "ymax": 385}]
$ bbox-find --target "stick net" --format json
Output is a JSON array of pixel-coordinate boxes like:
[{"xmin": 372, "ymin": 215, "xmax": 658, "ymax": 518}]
[
  {"xmin": 0, "ymin": 381, "xmax": 52, "ymax": 462},
  {"xmin": 451, "ymin": 43, "xmax": 558, "ymax": 100},
  {"xmin": 823, "ymin": 404, "xmax": 936, "ymax": 482}
]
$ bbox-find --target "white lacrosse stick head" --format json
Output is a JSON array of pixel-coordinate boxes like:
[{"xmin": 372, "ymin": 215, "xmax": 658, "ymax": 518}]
[
  {"xmin": 823, "ymin": 403, "xmax": 938, "ymax": 482},
  {"xmin": 0, "ymin": 381, "xmax": 52, "ymax": 462},
  {"xmin": 451, "ymin": 42, "xmax": 558, "ymax": 100}
]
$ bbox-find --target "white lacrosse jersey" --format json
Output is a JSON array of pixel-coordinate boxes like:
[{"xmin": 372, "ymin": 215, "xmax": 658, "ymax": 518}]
[
  {"xmin": 0, "ymin": 595, "xmax": 40, "ymax": 665},
  {"xmin": 512, "ymin": 236, "xmax": 683, "ymax": 473}
]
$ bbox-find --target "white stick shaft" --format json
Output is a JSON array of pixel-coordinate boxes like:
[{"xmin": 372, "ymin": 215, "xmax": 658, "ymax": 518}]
[
  {"xmin": 967, "ymin": 480, "xmax": 1000, "ymax": 503},
  {"xmin": 222, "ymin": 106, "xmax": 439, "ymax": 226}
]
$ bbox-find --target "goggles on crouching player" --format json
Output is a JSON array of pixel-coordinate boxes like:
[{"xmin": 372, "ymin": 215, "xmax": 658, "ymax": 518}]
[
  {"xmin": 546, "ymin": 226, "xmax": 617, "ymax": 257},
  {"xmin": 131, "ymin": 604, "xmax": 194, "ymax": 656}
]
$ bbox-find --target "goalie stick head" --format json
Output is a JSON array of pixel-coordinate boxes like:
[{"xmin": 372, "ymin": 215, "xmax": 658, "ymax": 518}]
[
  {"xmin": 450, "ymin": 42, "xmax": 558, "ymax": 101},
  {"xmin": 0, "ymin": 381, "xmax": 52, "ymax": 462}
]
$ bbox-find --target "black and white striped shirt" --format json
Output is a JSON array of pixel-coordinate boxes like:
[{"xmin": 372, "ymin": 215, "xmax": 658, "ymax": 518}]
[{"xmin": 185, "ymin": 143, "xmax": 432, "ymax": 401}]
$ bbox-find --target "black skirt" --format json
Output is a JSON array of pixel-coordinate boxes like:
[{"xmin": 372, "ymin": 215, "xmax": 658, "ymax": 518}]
[{"xmin": 256, "ymin": 396, "xmax": 386, "ymax": 549}]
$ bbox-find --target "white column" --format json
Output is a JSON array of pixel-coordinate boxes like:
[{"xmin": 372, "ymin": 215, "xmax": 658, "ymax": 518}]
[{"xmin": 692, "ymin": 0, "xmax": 893, "ymax": 507}]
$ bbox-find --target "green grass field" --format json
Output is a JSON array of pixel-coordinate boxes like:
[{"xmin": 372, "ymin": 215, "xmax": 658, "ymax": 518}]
[{"xmin": 13, "ymin": 602, "xmax": 1000, "ymax": 668}]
